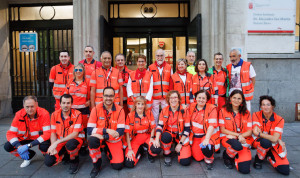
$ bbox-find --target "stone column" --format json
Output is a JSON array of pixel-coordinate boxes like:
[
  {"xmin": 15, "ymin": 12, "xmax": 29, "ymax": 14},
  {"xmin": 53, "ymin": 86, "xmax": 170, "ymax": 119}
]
[
  {"xmin": 190, "ymin": 0, "xmax": 247, "ymax": 65},
  {"xmin": 0, "ymin": 0, "xmax": 12, "ymax": 118},
  {"xmin": 73, "ymin": 0, "xmax": 108, "ymax": 64},
  {"xmin": 225, "ymin": 0, "xmax": 248, "ymax": 63}
]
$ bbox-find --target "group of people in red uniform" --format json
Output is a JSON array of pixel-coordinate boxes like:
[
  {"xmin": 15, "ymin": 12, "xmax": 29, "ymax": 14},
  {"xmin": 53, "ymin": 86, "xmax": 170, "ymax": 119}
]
[{"xmin": 4, "ymin": 46, "xmax": 290, "ymax": 177}]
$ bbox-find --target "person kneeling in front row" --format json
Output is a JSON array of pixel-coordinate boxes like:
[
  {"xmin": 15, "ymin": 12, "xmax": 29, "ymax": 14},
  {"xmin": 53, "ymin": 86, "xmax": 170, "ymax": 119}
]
[
  {"xmin": 124, "ymin": 96, "xmax": 159, "ymax": 168},
  {"xmin": 44, "ymin": 94, "xmax": 85, "ymax": 174},
  {"xmin": 87, "ymin": 87, "xmax": 125, "ymax": 178},
  {"xmin": 152, "ymin": 90, "xmax": 192, "ymax": 166},
  {"xmin": 252, "ymin": 95, "xmax": 289, "ymax": 175}
]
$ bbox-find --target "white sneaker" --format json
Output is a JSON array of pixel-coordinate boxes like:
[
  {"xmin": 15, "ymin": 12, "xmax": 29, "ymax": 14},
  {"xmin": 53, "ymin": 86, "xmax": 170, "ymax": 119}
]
[
  {"xmin": 20, "ymin": 151, "xmax": 36, "ymax": 168},
  {"xmin": 20, "ymin": 160, "xmax": 31, "ymax": 168}
]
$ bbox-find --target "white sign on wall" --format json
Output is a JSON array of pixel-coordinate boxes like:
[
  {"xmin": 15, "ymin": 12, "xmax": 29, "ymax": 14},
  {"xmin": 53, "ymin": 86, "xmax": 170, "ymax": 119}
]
[{"xmin": 247, "ymin": 0, "xmax": 296, "ymax": 33}]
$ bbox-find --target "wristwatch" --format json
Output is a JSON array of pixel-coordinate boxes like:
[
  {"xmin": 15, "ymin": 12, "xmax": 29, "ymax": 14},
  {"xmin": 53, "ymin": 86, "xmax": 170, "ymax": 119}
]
[
  {"xmin": 27, "ymin": 143, "xmax": 32, "ymax": 148},
  {"xmin": 179, "ymin": 141, "xmax": 183, "ymax": 145}
]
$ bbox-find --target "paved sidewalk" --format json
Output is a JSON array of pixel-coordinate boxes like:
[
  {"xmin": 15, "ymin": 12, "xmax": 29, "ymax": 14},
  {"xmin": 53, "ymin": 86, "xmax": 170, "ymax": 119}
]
[{"xmin": 0, "ymin": 116, "xmax": 299, "ymax": 178}]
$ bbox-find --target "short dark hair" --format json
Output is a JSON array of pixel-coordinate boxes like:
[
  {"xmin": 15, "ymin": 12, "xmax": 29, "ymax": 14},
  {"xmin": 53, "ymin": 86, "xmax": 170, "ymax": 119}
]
[
  {"xmin": 59, "ymin": 50, "xmax": 69, "ymax": 56},
  {"xmin": 103, "ymin": 86, "xmax": 115, "ymax": 95},
  {"xmin": 23, "ymin": 95, "xmax": 37, "ymax": 105},
  {"xmin": 194, "ymin": 89, "xmax": 210, "ymax": 102},
  {"xmin": 259, "ymin": 95, "xmax": 276, "ymax": 108},
  {"xmin": 60, "ymin": 94, "xmax": 73, "ymax": 104},
  {"xmin": 195, "ymin": 59, "xmax": 208, "ymax": 73},
  {"xmin": 214, "ymin": 52, "xmax": 223, "ymax": 58},
  {"xmin": 224, "ymin": 89, "xmax": 247, "ymax": 115}
]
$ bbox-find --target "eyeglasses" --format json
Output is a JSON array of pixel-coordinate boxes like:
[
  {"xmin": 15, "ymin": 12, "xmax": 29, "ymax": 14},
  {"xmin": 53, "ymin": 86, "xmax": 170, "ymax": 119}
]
[
  {"xmin": 104, "ymin": 95, "xmax": 114, "ymax": 98},
  {"xmin": 156, "ymin": 55, "xmax": 164, "ymax": 57},
  {"xmin": 74, "ymin": 69, "xmax": 83, "ymax": 72}
]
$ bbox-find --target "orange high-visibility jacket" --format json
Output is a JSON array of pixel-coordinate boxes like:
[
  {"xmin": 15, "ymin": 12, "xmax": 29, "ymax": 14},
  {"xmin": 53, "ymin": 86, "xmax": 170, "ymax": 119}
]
[
  {"xmin": 125, "ymin": 110, "xmax": 156, "ymax": 139},
  {"xmin": 191, "ymin": 73, "xmax": 218, "ymax": 104},
  {"xmin": 115, "ymin": 66, "xmax": 131, "ymax": 101},
  {"xmin": 127, "ymin": 70, "xmax": 153, "ymax": 109},
  {"xmin": 87, "ymin": 103, "xmax": 125, "ymax": 143},
  {"xmin": 219, "ymin": 107, "xmax": 252, "ymax": 139},
  {"xmin": 227, "ymin": 61, "xmax": 254, "ymax": 101},
  {"xmin": 79, "ymin": 59, "xmax": 102, "ymax": 85},
  {"xmin": 65, "ymin": 80, "xmax": 90, "ymax": 109},
  {"xmin": 6, "ymin": 107, "xmax": 51, "ymax": 147},
  {"xmin": 148, "ymin": 63, "xmax": 172, "ymax": 100},
  {"xmin": 252, "ymin": 110, "xmax": 286, "ymax": 157},
  {"xmin": 156, "ymin": 106, "xmax": 191, "ymax": 146},
  {"xmin": 188, "ymin": 103, "xmax": 220, "ymax": 148},
  {"xmin": 90, "ymin": 67, "xmax": 123, "ymax": 105},
  {"xmin": 49, "ymin": 63, "xmax": 74, "ymax": 100},
  {"xmin": 50, "ymin": 108, "xmax": 84, "ymax": 140},
  {"xmin": 210, "ymin": 66, "xmax": 228, "ymax": 96},
  {"xmin": 171, "ymin": 72, "xmax": 193, "ymax": 105}
]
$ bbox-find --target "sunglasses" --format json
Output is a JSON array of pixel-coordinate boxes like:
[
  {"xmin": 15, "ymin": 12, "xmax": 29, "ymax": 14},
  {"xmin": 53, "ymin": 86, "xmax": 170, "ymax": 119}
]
[{"xmin": 74, "ymin": 69, "xmax": 83, "ymax": 72}]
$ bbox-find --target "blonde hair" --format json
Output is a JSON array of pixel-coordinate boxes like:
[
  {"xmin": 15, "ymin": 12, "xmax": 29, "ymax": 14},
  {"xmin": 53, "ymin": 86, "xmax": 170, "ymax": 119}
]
[
  {"xmin": 73, "ymin": 63, "xmax": 86, "ymax": 81},
  {"xmin": 131, "ymin": 96, "xmax": 148, "ymax": 113},
  {"xmin": 165, "ymin": 90, "xmax": 181, "ymax": 106}
]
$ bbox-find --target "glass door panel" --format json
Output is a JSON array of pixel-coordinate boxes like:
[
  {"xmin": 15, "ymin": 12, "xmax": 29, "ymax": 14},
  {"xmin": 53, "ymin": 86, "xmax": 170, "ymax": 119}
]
[
  {"xmin": 176, "ymin": 36, "xmax": 186, "ymax": 60},
  {"xmin": 113, "ymin": 37, "xmax": 123, "ymax": 67},
  {"xmin": 126, "ymin": 38, "xmax": 147, "ymax": 71}
]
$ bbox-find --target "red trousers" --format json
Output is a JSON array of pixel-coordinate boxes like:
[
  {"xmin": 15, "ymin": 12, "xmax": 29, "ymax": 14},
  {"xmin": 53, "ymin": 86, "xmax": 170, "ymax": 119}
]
[
  {"xmin": 191, "ymin": 136, "xmax": 214, "ymax": 163},
  {"xmin": 89, "ymin": 137, "xmax": 124, "ymax": 165},
  {"xmin": 252, "ymin": 138, "xmax": 289, "ymax": 174},
  {"xmin": 125, "ymin": 133, "xmax": 157, "ymax": 166},
  {"xmin": 48, "ymin": 138, "xmax": 83, "ymax": 166},
  {"xmin": 160, "ymin": 131, "xmax": 191, "ymax": 165},
  {"xmin": 222, "ymin": 138, "xmax": 252, "ymax": 172}
]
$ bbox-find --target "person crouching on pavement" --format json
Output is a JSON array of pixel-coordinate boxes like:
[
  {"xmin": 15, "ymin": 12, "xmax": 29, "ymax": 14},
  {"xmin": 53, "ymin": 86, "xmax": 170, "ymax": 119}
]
[
  {"xmin": 188, "ymin": 90, "xmax": 219, "ymax": 170},
  {"xmin": 87, "ymin": 87, "xmax": 125, "ymax": 178},
  {"xmin": 4, "ymin": 95, "xmax": 51, "ymax": 168},
  {"xmin": 152, "ymin": 90, "xmax": 191, "ymax": 166},
  {"xmin": 219, "ymin": 89, "xmax": 253, "ymax": 174},
  {"xmin": 124, "ymin": 96, "xmax": 159, "ymax": 168},
  {"xmin": 252, "ymin": 95, "xmax": 290, "ymax": 175},
  {"xmin": 44, "ymin": 94, "xmax": 85, "ymax": 174}
]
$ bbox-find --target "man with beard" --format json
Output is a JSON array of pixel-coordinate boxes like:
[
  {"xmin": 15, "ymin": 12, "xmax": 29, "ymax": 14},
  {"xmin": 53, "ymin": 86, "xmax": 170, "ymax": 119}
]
[
  {"xmin": 87, "ymin": 87, "xmax": 125, "ymax": 178},
  {"xmin": 148, "ymin": 49, "xmax": 172, "ymax": 124},
  {"xmin": 44, "ymin": 94, "xmax": 85, "ymax": 174},
  {"xmin": 226, "ymin": 49, "xmax": 256, "ymax": 111},
  {"xmin": 49, "ymin": 50, "xmax": 74, "ymax": 110}
]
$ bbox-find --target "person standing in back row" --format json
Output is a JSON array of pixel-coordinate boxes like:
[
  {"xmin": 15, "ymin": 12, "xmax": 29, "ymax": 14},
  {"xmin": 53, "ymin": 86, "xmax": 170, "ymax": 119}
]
[
  {"xmin": 49, "ymin": 50, "xmax": 74, "ymax": 110},
  {"xmin": 208, "ymin": 52, "xmax": 229, "ymax": 111},
  {"xmin": 90, "ymin": 51, "xmax": 123, "ymax": 108},
  {"xmin": 148, "ymin": 49, "xmax": 172, "ymax": 124},
  {"xmin": 227, "ymin": 49, "xmax": 256, "ymax": 112},
  {"xmin": 79, "ymin": 45, "xmax": 102, "ymax": 85}
]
